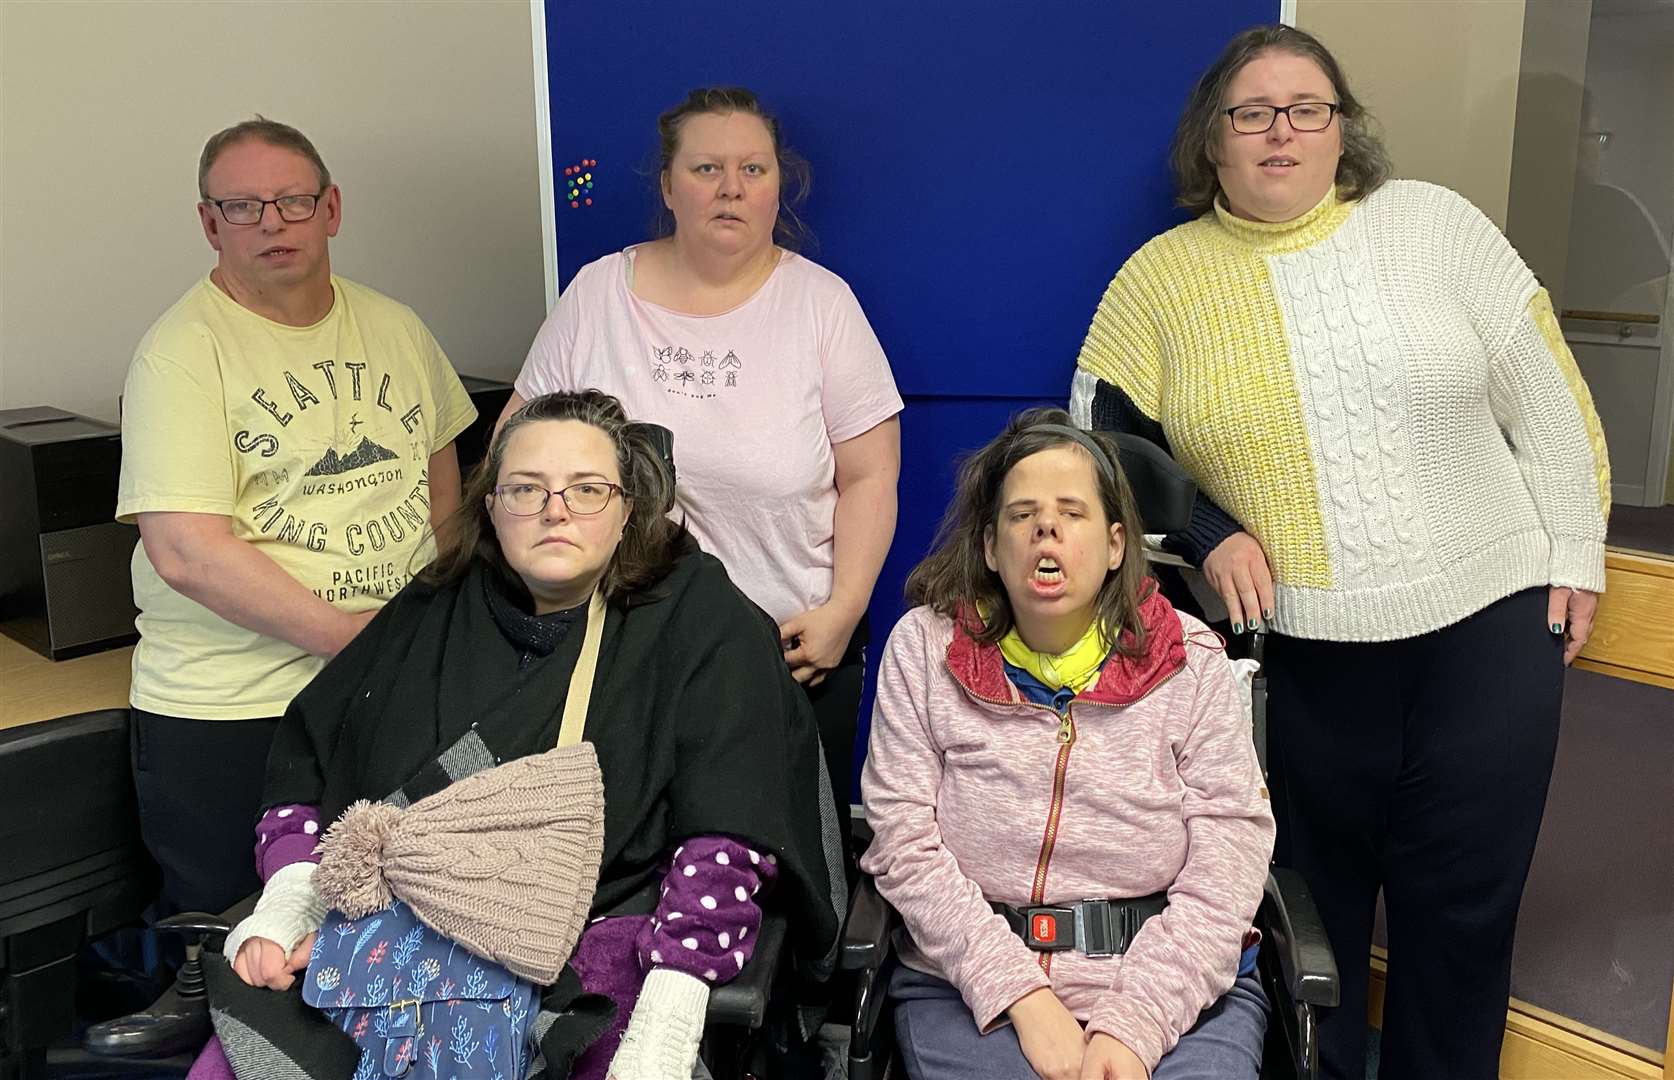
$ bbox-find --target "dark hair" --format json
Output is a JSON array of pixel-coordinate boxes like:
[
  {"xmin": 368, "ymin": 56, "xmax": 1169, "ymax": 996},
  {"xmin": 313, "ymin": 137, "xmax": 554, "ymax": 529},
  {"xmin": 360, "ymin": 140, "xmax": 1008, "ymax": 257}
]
[
  {"xmin": 653, "ymin": 86, "xmax": 814, "ymax": 250},
  {"xmin": 905, "ymin": 407, "xmax": 1153, "ymax": 656},
  {"xmin": 198, "ymin": 116, "xmax": 332, "ymax": 198},
  {"xmin": 421, "ymin": 391, "xmax": 681, "ymax": 600},
  {"xmin": 1170, "ymin": 25, "xmax": 1391, "ymax": 214}
]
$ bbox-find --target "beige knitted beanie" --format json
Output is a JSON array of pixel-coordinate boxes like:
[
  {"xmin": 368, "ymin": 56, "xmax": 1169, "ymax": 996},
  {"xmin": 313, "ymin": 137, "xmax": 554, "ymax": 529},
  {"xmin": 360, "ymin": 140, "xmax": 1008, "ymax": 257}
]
[{"xmin": 311, "ymin": 742, "xmax": 606, "ymax": 986}]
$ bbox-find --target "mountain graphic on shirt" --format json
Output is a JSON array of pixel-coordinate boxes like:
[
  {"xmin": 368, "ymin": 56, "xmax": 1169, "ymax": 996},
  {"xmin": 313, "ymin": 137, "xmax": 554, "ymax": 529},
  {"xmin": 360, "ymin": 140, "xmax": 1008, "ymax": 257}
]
[{"xmin": 304, "ymin": 436, "xmax": 399, "ymax": 477}]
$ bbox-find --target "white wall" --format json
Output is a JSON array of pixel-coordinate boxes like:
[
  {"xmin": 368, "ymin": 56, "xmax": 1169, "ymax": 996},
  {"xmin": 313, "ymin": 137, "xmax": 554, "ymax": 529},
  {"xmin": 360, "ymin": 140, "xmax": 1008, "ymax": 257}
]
[
  {"xmin": 0, "ymin": 0, "xmax": 546, "ymax": 424},
  {"xmin": 1294, "ymin": 0, "xmax": 1528, "ymax": 227}
]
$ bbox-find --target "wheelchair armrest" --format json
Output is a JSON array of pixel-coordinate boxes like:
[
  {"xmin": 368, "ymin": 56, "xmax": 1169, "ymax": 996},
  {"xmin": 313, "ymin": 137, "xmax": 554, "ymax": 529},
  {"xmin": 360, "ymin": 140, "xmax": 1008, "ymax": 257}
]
[
  {"xmin": 705, "ymin": 910, "xmax": 787, "ymax": 1029},
  {"xmin": 843, "ymin": 875, "xmax": 899, "ymax": 1078},
  {"xmin": 840, "ymin": 872, "xmax": 897, "ymax": 973},
  {"xmin": 1260, "ymin": 868, "xmax": 1340, "ymax": 1008}
]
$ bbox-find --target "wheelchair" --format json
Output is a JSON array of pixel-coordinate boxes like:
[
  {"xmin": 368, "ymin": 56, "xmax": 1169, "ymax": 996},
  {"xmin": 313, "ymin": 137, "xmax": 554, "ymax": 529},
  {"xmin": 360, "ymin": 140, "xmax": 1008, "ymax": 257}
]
[{"xmin": 835, "ymin": 433, "xmax": 1341, "ymax": 1080}]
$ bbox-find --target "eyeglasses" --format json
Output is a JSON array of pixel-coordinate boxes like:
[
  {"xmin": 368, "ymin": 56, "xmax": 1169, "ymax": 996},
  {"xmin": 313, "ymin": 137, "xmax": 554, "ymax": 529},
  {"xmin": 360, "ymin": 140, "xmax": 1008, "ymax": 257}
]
[
  {"xmin": 494, "ymin": 481, "xmax": 624, "ymax": 517},
  {"xmin": 1224, "ymin": 102, "xmax": 1339, "ymax": 135},
  {"xmin": 203, "ymin": 188, "xmax": 327, "ymax": 226}
]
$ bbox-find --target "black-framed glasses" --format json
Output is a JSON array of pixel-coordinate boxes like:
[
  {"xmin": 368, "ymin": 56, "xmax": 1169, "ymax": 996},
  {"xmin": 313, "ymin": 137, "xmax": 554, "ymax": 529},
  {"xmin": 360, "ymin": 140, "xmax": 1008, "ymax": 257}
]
[
  {"xmin": 494, "ymin": 481, "xmax": 624, "ymax": 517},
  {"xmin": 1224, "ymin": 102, "xmax": 1339, "ymax": 134},
  {"xmin": 203, "ymin": 188, "xmax": 328, "ymax": 226}
]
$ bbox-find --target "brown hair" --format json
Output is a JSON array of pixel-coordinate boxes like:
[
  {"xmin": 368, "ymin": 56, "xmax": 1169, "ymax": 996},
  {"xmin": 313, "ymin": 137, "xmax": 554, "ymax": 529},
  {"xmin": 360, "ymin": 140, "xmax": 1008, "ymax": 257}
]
[
  {"xmin": 905, "ymin": 407, "xmax": 1153, "ymax": 655},
  {"xmin": 198, "ymin": 116, "xmax": 332, "ymax": 198},
  {"xmin": 421, "ymin": 391, "xmax": 682, "ymax": 600},
  {"xmin": 1169, "ymin": 24, "xmax": 1391, "ymax": 215},
  {"xmin": 653, "ymin": 86, "xmax": 814, "ymax": 250}
]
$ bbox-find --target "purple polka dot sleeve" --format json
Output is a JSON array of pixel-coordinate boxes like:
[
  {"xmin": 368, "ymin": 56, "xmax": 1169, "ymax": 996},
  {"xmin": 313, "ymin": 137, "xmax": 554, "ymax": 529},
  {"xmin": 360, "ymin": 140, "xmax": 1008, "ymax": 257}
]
[
  {"xmin": 635, "ymin": 835, "xmax": 778, "ymax": 985},
  {"xmin": 253, "ymin": 803, "xmax": 322, "ymax": 883}
]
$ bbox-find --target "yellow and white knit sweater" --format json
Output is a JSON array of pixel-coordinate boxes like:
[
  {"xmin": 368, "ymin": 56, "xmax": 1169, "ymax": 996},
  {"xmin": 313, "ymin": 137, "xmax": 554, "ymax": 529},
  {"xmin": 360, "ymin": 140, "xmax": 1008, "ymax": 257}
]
[{"xmin": 1072, "ymin": 181, "xmax": 1609, "ymax": 642}]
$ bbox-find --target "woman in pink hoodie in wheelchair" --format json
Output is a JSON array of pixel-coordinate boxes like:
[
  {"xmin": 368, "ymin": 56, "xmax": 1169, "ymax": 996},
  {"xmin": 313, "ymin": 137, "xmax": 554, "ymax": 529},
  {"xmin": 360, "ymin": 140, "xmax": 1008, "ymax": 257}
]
[{"xmin": 860, "ymin": 408, "xmax": 1274, "ymax": 1080}]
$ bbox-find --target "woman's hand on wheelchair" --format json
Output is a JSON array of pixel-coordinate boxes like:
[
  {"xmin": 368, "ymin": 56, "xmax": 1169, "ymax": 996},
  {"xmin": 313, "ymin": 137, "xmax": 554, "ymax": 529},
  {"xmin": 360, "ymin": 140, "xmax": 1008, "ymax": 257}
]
[
  {"xmin": 232, "ymin": 931, "xmax": 316, "ymax": 991},
  {"xmin": 1202, "ymin": 531, "xmax": 1274, "ymax": 634},
  {"xmin": 1008, "ymin": 986, "xmax": 1085, "ymax": 1080},
  {"xmin": 1079, "ymin": 1032, "xmax": 1149, "ymax": 1079}
]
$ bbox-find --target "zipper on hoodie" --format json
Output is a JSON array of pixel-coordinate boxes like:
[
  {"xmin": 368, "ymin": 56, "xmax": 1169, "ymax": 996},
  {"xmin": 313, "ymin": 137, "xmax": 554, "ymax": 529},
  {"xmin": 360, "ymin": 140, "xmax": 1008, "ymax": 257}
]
[
  {"xmin": 1032, "ymin": 705, "xmax": 1078, "ymax": 974},
  {"xmin": 947, "ymin": 655, "xmax": 1184, "ymax": 975}
]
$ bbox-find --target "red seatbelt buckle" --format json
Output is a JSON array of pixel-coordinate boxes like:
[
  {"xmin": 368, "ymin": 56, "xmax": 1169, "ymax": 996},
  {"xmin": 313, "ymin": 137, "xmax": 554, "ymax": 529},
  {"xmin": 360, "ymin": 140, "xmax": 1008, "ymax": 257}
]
[{"xmin": 1022, "ymin": 906, "xmax": 1075, "ymax": 951}]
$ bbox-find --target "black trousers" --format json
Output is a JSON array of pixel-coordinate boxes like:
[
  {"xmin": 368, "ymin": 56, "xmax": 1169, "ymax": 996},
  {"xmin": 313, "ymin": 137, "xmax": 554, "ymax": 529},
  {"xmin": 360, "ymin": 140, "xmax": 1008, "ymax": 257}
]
[
  {"xmin": 1264, "ymin": 588, "xmax": 1563, "ymax": 1080},
  {"xmin": 803, "ymin": 616, "xmax": 868, "ymax": 875},
  {"xmin": 130, "ymin": 709, "xmax": 282, "ymax": 917}
]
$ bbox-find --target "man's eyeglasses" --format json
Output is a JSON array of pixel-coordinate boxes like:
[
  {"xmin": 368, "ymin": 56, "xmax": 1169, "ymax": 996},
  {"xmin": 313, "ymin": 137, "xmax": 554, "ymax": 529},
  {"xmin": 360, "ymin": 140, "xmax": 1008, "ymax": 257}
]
[
  {"xmin": 1224, "ymin": 102, "xmax": 1339, "ymax": 135},
  {"xmin": 203, "ymin": 189, "xmax": 328, "ymax": 226},
  {"xmin": 494, "ymin": 482, "xmax": 624, "ymax": 517}
]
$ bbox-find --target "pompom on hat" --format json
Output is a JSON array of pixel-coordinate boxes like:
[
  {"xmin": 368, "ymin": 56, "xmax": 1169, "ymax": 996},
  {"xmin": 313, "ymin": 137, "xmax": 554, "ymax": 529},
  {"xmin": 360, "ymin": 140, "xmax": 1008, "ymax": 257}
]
[{"xmin": 311, "ymin": 742, "xmax": 605, "ymax": 985}]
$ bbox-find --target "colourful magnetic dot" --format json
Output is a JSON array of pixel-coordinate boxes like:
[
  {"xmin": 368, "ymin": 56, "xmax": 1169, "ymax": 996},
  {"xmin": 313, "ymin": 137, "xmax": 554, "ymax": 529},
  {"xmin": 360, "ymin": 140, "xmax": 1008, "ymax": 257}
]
[
  {"xmin": 585, "ymin": 182, "xmax": 592, "ymax": 190},
  {"xmin": 570, "ymin": 200, "xmax": 579, "ymax": 208},
  {"xmin": 585, "ymin": 198, "xmax": 592, "ymax": 205},
  {"xmin": 584, "ymin": 173, "xmax": 591, "ymax": 181}
]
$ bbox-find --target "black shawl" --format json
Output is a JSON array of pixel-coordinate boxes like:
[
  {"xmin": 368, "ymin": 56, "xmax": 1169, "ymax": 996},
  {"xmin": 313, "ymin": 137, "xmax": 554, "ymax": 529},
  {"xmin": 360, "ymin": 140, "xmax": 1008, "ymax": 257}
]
[{"xmin": 262, "ymin": 549, "xmax": 843, "ymax": 977}]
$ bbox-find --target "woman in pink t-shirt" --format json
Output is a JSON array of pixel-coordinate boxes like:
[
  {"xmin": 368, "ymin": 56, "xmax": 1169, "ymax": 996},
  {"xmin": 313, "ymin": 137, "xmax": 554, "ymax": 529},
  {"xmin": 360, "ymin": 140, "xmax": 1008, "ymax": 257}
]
[{"xmin": 506, "ymin": 87, "xmax": 903, "ymax": 845}]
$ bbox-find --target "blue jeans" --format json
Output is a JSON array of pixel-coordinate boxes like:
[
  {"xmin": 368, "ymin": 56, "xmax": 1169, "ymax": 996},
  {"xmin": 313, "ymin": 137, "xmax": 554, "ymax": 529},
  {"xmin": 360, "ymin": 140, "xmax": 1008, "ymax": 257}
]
[{"xmin": 892, "ymin": 965, "xmax": 1269, "ymax": 1080}]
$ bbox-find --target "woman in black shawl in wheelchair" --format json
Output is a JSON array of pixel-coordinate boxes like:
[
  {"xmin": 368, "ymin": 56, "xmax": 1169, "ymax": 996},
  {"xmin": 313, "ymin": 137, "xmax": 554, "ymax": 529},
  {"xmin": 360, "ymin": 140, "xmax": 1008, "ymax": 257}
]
[{"xmin": 188, "ymin": 391, "xmax": 844, "ymax": 1080}]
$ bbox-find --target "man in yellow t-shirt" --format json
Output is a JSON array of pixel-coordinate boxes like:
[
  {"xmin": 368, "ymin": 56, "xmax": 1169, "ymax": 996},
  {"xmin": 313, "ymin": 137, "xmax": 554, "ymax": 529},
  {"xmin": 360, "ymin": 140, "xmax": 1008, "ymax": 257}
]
[{"xmin": 115, "ymin": 118, "xmax": 476, "ymax": 916}]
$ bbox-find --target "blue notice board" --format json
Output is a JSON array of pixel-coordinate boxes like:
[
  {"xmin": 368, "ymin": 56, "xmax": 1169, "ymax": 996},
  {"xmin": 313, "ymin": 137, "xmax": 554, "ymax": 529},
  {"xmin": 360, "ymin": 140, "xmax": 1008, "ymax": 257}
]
[
  {"xmin": 544, "ymin": 0, "xmax": 1272, "ymax": 397},
  {"xmin": 542, "ymin": 1, "xmax": 1276, "ymax": 788}
]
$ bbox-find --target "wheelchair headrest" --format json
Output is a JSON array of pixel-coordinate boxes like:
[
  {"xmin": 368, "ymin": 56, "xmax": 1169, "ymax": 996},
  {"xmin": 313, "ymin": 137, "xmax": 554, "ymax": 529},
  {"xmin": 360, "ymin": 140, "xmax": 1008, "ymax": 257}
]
[
  {"xmin": 1108, "ymin": 432, "xmax": 1197, "ymax": 535},
  {"xmin": 629, "ymin": 422, "xmax": 675, "ymax": 486}
]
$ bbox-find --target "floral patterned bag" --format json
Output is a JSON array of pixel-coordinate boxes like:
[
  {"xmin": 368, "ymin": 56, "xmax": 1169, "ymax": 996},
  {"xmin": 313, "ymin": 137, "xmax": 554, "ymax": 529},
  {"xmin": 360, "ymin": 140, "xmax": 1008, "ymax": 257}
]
[{"xmin": 302, "ymin": 897, "xmax": 538, "ymax": 1079}]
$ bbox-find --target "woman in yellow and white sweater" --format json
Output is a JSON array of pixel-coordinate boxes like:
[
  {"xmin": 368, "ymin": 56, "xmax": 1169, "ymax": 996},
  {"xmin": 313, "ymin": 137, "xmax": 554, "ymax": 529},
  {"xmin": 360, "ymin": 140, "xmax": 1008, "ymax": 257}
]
[{"xmin": 1070, "ymin": 25, "xmax": 1608, "ymax": 1080}]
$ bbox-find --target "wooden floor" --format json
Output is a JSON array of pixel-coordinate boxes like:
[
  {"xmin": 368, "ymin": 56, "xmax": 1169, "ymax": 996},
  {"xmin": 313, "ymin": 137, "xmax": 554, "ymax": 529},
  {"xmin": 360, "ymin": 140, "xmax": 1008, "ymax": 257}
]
[
  {"xmin": 1368, "ymin": 951, "xmax": 1667, "ymax": 1080},
  {"xmin": 0, "ymin": 632, "xmax": 132, "ymax": 731}
]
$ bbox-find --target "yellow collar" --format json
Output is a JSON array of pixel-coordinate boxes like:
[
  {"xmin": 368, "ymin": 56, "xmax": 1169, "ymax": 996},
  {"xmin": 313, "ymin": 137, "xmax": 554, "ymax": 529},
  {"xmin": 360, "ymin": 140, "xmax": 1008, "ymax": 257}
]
[
  {"xmin": 1211, "ymin": 185, "xmax": 1354, "ymax": 254},
  {"xmin": 997, "ymin": 618, "xmax": 1111, "ymax": 694}
]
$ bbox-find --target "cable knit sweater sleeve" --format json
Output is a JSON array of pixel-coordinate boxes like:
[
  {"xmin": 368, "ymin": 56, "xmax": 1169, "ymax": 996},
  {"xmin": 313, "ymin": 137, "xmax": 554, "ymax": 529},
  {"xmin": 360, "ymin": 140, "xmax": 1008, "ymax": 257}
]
[
  {"xmin": 1435, "ymin": 187, "xmax": 1610, "ymax": 592},
  {"xmin": 1075, "ymin": 242, "xmax": 1172, "ymax": 421},
  {"xmin": 1072, "ymin": 256, "xmax": 1246, "ymax": 567},
  {"xmin": 858, "ymin": 612, "xmax": 1049, "ymax": 1032}
]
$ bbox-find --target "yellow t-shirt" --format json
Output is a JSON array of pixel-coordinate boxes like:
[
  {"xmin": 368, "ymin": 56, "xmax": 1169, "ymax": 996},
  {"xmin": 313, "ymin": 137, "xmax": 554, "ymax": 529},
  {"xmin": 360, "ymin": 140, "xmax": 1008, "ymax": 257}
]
[{"xmin": 116, "ymin": 274, "xmax": 476, "ymax": 719}]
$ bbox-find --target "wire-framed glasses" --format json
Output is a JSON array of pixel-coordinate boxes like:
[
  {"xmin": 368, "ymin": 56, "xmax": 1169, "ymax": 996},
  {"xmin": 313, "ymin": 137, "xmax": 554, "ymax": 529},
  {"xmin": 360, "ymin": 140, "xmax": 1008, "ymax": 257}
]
[
  {"xmin": 204, "ymin": 189, "xmax": 328, "ymax": 226},
  {"xmin": 494, "ymin": 481, "xmax": 624, "ymax": 517}
]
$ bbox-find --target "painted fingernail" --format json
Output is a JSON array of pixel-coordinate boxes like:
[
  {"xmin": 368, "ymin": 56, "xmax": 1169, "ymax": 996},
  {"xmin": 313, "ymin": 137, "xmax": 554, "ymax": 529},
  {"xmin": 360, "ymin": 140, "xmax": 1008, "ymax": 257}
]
[
  {"xmin": 1263, "ymin": 609, "xmax": 1274, "ymax": 621},
  {"xmin": 1232, "ymin": 622, "xmax": 1244, "ymax": 634},
  {"xmin": 1550, "ymin": 622, "xmax": 1564, "ymax": 634}
]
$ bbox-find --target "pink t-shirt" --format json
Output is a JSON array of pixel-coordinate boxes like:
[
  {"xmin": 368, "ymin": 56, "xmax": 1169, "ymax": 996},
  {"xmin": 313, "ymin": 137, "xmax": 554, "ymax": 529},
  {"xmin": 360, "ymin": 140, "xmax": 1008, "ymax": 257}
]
[{"xmin": 516, "ymin": 247, "xmax": 902, "ymax": 625}]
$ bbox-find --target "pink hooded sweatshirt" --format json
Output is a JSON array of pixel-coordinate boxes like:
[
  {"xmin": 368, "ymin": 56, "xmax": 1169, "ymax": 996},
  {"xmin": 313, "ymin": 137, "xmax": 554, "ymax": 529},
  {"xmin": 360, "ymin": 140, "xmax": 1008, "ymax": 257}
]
[{"xmin": 859, "ymin": 592, "xmax": 1275, "ymax": 1071}]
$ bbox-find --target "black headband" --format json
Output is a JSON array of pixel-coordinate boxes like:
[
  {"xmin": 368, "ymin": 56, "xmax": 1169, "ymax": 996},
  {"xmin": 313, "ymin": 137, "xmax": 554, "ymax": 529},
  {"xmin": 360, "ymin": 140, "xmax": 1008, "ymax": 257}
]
[{"xmin": 1023, "ymin": 423, "xmax": 1120, "ymax": 489}]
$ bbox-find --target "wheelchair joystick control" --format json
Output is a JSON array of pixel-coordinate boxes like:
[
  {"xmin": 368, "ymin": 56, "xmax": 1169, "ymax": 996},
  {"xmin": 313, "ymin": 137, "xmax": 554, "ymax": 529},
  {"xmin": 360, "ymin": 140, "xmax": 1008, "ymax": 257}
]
[{"xmin": 84, "ymin": 914, "xmax": 230, "ymax": 1059}]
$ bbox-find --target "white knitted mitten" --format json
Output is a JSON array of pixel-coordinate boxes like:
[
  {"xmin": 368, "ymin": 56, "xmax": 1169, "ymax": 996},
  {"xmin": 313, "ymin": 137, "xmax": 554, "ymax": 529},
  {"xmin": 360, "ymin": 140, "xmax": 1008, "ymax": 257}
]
[
  {"xmin": 606, "ymin": 969, "xmax": 711, "ymax": 1080},
  {"xmin": 221, "ymin": 862, "xmax": 327, "ymax": 962}
]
